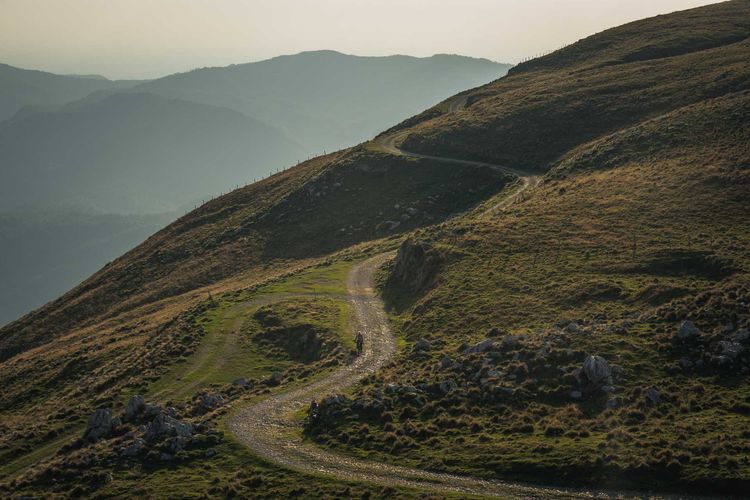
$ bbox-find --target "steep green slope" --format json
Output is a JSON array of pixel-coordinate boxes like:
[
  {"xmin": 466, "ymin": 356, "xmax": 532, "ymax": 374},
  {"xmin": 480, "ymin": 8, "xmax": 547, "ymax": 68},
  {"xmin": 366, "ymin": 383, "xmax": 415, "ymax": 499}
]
[
  {"xmin": 303, "ymin": 2, "xmax": 750, "ymax": 493},
  {"xmin": 0, "ymin": 140, "xmax": 510, "ymax": 492},
  {"xmin": 387, "ymin": 1, "xmax": 750, "ymax": 171},
  {"xmin": 312, "ymin": 89, "xmax": 750, "ymax": 492},
  {"xmin": 1, "ymin": 2, "xmax": 749, "ymax": 497}
]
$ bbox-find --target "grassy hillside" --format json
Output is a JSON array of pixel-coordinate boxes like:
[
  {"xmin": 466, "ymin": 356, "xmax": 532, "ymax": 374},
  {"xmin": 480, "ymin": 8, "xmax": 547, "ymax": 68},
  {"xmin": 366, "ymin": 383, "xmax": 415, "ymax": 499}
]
[
  {"xmin": 0, "ymin": 139, "xmax": 510, "ymax": 493},
  {"xmin": 0, "ymin": 144, "xmax": 509, "ymax": 356},
  {"xmin": 387, "ymin": 1, "xmax": 750, "ymax": 171},
  {"xmin": 1, "ymin": 1, "xmax": 749, "ymax": 496},
  {"xmin": 310, "ymin": 88, "xmax": 750, "ymax": 492}
]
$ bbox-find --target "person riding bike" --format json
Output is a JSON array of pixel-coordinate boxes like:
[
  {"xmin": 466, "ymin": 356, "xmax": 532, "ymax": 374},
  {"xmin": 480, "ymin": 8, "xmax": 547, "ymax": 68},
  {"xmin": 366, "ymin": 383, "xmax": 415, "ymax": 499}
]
[{"xmin": 356, "ymin": 332, "xmax": 364, "ymax": 355}]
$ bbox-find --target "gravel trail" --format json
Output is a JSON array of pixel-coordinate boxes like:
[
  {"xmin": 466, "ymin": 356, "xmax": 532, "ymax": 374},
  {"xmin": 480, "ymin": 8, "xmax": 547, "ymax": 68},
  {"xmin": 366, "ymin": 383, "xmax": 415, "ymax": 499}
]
[
  {"xmin": 228, "ymin": 254, "xmax": 613, "ymax": 498},
  {"xmin": 227, "ymin": 102, "xmax": 650, "ymax": 498}
]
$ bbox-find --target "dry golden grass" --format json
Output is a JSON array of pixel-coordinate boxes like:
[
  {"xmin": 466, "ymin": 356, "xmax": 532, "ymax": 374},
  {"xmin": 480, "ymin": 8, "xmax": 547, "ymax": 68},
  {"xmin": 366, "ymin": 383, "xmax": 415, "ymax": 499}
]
[{"xmin": 2, "ymin": 1, "xmax": 749, "ymax": 495}]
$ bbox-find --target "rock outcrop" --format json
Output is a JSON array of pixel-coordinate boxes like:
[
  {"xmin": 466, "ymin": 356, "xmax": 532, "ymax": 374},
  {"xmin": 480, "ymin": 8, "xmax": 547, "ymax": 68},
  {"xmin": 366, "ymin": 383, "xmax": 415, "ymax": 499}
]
[
  {"xmin": 146, "ymin": 411, "xmax": 193, "ymax": 441},
  {"xmin": 575, "ymin": 355, "xmax": 615, "ymax": 395},
  {"xmin": 677, "ymin": 320, "xmax": 700, "ymax": 340},
  {"xmin": 582, "ymin": 355, "xmax": 612, "ymax": 386},
  {"xmin": 388, "ymin": 238, "xmax": 444, "ymax": 292},
  {"xmin": 83, "ymin": 408, "xmax": 116, "ymax": 441},
  {"xmin": 193, "ymin": 392, "xmax": 225, "ymax": 415},
  {"xmin": 464, "ymin": 339, "xmax": 495, "ymax": 355},
  {"xmin": 125, "ymin": 395, "xmax": 145, "ymax": 421}
]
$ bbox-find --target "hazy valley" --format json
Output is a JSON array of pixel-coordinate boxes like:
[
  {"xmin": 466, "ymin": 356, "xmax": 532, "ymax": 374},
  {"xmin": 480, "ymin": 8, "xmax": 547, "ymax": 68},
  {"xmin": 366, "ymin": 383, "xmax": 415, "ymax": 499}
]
[{"xmin": 1, "ymin": 1, "xmax": 749, "ymax": 498}]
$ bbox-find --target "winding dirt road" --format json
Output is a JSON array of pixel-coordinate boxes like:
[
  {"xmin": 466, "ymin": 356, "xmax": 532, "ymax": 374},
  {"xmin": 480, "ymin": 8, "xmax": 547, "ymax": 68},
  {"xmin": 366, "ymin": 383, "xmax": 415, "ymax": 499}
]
[
  {"xmin": 373, "ymin": 95, "xmax": 541, "ymax": 218},
  {"xmin": 225, "ymin": 100, "xmax": 592, "ymax": 498},
  {"xmin": 226, "ymin": 100, "xmax": 621, "ymax": 497},
  {"xmin": 229, "ymin": 254, "xmax": 602, "ymax": 498}
]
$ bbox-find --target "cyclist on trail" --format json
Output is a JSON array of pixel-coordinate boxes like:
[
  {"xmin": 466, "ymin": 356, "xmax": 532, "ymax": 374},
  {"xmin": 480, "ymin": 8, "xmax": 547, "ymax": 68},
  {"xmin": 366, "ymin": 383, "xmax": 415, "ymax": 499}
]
[{"xmin": 356, "ymin": 332, "xmax": 364, "ymax": 355}]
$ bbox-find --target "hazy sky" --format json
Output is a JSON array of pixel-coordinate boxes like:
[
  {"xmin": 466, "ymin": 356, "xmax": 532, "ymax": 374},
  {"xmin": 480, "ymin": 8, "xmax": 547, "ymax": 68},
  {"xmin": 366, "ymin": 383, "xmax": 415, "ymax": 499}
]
[{"xmin": 0, "ymin": 0, "xmax": 720, "ymax": 80}]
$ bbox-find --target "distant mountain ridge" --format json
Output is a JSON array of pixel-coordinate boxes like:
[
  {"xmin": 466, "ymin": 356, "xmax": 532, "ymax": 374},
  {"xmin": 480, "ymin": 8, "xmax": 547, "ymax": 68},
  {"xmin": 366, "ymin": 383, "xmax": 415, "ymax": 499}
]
[
  {"xmin": 0, "ymin": 51, "xmax": 509, "ymax": 326},
  {"xmin": 0, "ymin": 63, "xmax": 144, "ymax": 122},
  {"xmin": 0, "ymin": 91, "xmax": 305, "ymax": 214},
  {"xmin": 136, "ymin": 50, "xmax": 511, "ymax": 151}
]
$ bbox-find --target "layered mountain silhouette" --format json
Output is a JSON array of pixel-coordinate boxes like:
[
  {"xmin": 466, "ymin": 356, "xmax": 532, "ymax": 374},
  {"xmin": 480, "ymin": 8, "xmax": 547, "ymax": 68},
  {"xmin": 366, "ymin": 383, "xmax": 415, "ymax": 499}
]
[
  {"xmin": 0, "ymin": 63, "xmax": 142, "ymax": 122},
  {"xmin": 137, "ymin": 50, "xmax": 511, "ymax": 152},
  {"xmin": 0, "ymin": 92, "xmax": 305, "ymax": 214},
  {"xmin": 0, "ymin": 52, "xmax": 508, "ymax": 326}
]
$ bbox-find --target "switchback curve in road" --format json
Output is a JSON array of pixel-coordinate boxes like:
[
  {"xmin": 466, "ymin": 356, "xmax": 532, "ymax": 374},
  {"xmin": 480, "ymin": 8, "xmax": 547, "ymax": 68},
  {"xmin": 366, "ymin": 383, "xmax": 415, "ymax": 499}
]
[
  {"xmin": 228, "ymin": 254, "xmax": 616, "ymax": 498},
  {"xmin": 227, "ymin": 101, "xmax": 630, "ymax": 497},
  {"xmin": 373, "ymin": 95, "xmax": 541, "ymax": 218}
]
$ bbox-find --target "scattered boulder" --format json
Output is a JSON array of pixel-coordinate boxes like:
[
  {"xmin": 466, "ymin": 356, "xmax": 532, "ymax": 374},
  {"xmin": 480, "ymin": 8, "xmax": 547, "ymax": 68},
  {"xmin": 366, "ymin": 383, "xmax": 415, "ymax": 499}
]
[
  {"xmin": 606, "ymin": 397, "xmax": 622, "ymax": 409},
  {"xmin": 733, "ymin": 328, "xmax": 750, "ymax": 343},
  {"xmin": 83, "ymin": 409, "xmax": 115, "ymax": 441},
  {"xmin": 570, "ymin": 390, "xmax": 583, "ymax": 400},
  {"xmin": 195, "ymin": 392, "xmax": 225, "ymax": 414},
  {"xmin": 414, "ymin": 338, "xmax": 431, "ymax": 352},
  {"xmin": 323, "ymin": 394, "xmax": 347, "ymax": 407},
  {"xmin": 496, "ymin": 387, "xmax": 516, "ymax": 397},
  {"xmin": 677, "ymin": 320, "xmax": 700, "ymax": 340},
  {"xmin": 439, "ymin": 356, "xmax": 453, "ymax": 369},
  {"xmin": 537, "ymin": 342, "xmax": 552, "ymax": 357},
  {"xmin": 125, "ymin": 395, "xmax": 146, "ymax": 421},
  {"xmin": 565, "ymin": 322, "xmax": 582, "ymax": 334},
  {"xmin": 268, "ymin": 371, "xmax": 283, "ymax": 386},
  {"xmin": 146, "ymin": 412, "xmax": 193, "ymax": 441},
  {"xmin": 400, "ymin": 385, "xmax": 420, "ymax": 395},
  {"xmin": 168, "ymin": 435, "xmax": 190, "ymax": 453},
  {"xmin": 439, "ymin": 379, "xmax": 458, "ymax": 394},
  {"xmin": 121, "ymin": 438, "xmax": 145, "ymax": 457},
  {"xmin": 501, "ymin": 335, "xmax": 523, "ymax": 350},
  {"xmin": 388, "ymin": 238, "xmax": 444, "ymax": 292},
  {"xmin": 144, "ymin": 404, "xmax": 163, "ymax": 419},
  {"xmin": 643, "ymin": 387, "xmax": 662, "ymax": 405},
  {"xmin": 718, "ymin": 341, "xmax": 743, "ymax": 360},
  {"xmin": 464, "ymin": 339, "xmax": 495, "ymax": 355},
  {"xmin": 582, "ymin": 355, "xmax": 613, "ymax": 387},
  {"xmin": 310, "ymin": 394, "xmax": 350, "ymax": 422},
  {"xmin": 232, "ymin": 378, "xmax": 250, "ymax": 387}
]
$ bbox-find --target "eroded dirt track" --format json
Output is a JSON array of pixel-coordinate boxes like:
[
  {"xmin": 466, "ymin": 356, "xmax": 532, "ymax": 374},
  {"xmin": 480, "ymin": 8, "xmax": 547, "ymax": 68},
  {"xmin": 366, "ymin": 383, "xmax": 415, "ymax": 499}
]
[
  {"xmin": 228, "ymin": 254, "xmax": 612, "ymax": 498},
  {"xmin": 226, "ymin": 102, "xmax": 646, "ymax": 497},
  {"xmin": 373, "ymin": 97, "xmax": 541, "ymax": 218}
]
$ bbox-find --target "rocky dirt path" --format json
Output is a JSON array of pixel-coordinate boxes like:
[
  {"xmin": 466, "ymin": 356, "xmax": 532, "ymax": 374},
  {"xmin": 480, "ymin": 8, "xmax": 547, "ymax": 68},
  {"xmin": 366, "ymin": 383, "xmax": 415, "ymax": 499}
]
[
  {"xmin": 373, "ymin": 95, "xmax": 541, "ymax": 218},
  {"xmin": 228, "ymin": 254, "xmax": 607, "ymax": 498},
  {"xmin": 226, "ymin": 102, "xmax": 657, "ymax": 497}
]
